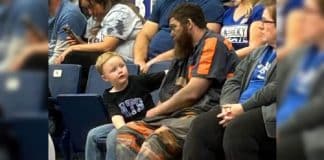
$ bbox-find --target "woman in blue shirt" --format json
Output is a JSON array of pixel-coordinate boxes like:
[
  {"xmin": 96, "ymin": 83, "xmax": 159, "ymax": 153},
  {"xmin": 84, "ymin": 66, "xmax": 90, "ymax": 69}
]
[{"xmin": 221, "ymin": 0, "xmax": 265, "ymax": 58}]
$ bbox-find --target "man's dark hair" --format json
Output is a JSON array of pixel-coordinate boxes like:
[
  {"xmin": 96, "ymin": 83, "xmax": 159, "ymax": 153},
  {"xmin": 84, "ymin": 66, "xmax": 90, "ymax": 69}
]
[{"xmin": 169, "ymin": 3, "xmax": 207, "ymax": 29}]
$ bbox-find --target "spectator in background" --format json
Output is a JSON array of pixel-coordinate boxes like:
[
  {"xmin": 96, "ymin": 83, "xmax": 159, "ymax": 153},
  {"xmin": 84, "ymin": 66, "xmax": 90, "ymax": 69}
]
[
  {"xmin": 183, "ymin": 1, "xmax": 277, "ymax": 159},
  {"xmin": 277, "ymin": 0, "xmax": 324, "ymax": 159},
  {"xmin": 48, "ymin": 0, "xmax": 87, "ymax": 64},
  {"xmin": 133, "ymin": 0, "xmax": 225, "ymax": 73},
  {"xmin": 8, "ymin": 16, "xmax": 48, "ymax": 71},
  {"xmin": 54, "ymin": 0, "xmax": 144, "ymax": 64},
  {"xmin": 221, "ymin": 0, "xmax": 265, "ymax": 58},
  {"xmin": 277, "ymin": 0, "xmax": 306, "ymax": 60},
  {"xmin": 0, "ymin": 0, "xmax": 47, "ymax": 71},
  {"xmin": 7, "ymin": 0, "xmax": 84, "ymax": 71}
]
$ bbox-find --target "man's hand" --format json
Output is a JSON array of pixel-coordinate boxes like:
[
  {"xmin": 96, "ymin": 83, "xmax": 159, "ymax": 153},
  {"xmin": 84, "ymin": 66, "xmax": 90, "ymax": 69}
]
[{"xmin": 145, "ymin": 107, "xmax": 160, "ymax": 118}]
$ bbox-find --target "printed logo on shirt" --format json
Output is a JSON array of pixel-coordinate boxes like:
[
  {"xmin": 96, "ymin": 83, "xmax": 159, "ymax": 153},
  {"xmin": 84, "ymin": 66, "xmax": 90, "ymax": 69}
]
[
  {"xmin": 256, "ymin": 62, "xmax": 272, "ymax": 80},
  {"xmin": 221, "ymin": 25, "xmax": 248, "ymax": 44},
  {"xmin": 118, "ymin": 98, "xmax": 145, "ymax": 118}
]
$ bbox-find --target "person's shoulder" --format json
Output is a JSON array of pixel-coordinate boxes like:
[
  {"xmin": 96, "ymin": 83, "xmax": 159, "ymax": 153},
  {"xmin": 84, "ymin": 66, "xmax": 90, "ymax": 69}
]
[
  {"xmin": 252, "ymin": 4, "xmax": 265, "ymax": 16},
  {"xmin": 59, "ymin": 1, "xmax": 85, "ymax": 20},
  {"xmin": 104, "ymin": 4, "xmax": 135, "ymax": 20},
  {"xmin": 248, "ymin": 45, "xmax": 269, "ymax": 59},
  {"xmin": 61, "ymin": 1, "xmax": 81, "ymax": 13},
  {"xmin": 110, "ymin": 4, "xmax": 133, "ymax": 13}
]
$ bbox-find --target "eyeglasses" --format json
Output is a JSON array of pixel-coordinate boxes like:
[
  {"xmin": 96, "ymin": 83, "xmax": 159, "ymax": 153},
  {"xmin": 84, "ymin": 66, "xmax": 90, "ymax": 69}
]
[{"xmin": 261, "ymin": 18, "xmax": 276, "ymax": 24}]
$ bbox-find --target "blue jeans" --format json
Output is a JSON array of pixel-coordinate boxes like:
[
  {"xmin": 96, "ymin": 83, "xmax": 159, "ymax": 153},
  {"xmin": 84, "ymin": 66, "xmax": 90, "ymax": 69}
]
[{"xmin": 85, "ymin": 123, "xmax": 117, "ymax": 160}]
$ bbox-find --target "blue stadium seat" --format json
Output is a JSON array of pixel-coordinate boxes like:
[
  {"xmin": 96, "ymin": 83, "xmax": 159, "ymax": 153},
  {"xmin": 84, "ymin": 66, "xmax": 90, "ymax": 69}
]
[
  {"xmin": 57, "ymin": 94, "xmax": 108, "ymax": 153},
  {"xmin": 126, "ymin": 63, "xmax": 139, "ymax": 76},
  {"xmin": 0, "ymin": 72, "xmax": 46, "ymax": 117},
  {"xmin": 48, "ymin": 64, "xmax": 82, "ymax": 97},
  {"xmin": 5, "ymin": 114, "xmax": 47, "ymax": 160},
  {"xmin": 85, "ymin": 64, "xmax": 138, "ymax": 94},
  {"xmin": 85, "ymin": 65, "xmax": 112, "ymax": 94},
  {"xmin": 147, "ymin": 61, "xmax": 171, "ymax": 103}
]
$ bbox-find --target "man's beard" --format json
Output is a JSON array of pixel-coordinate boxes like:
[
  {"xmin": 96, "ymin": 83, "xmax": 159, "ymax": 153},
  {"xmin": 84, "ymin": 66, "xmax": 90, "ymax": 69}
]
[{"xmin": 174, "ymin": 28, "xmax": 194, "ymax": 59}]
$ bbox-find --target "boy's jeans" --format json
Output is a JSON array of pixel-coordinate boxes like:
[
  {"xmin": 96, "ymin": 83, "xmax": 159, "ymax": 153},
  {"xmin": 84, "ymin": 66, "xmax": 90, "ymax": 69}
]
[{"xmin": 85, "ymin": 123, "xmax": 117, "ymax": 160}]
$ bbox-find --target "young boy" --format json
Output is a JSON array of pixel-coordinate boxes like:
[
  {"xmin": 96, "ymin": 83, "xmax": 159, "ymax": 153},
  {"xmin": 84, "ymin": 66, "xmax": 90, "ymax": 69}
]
[{"xmin": 85, "ymin": 52, "xmax": 165, "ymax": 160}]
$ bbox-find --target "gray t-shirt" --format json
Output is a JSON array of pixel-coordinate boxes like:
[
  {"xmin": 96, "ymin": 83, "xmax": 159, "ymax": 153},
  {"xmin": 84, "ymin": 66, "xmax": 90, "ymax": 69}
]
[{"xmin": 87, "ymin": 4, "xmax": 143, "ymax": 61}]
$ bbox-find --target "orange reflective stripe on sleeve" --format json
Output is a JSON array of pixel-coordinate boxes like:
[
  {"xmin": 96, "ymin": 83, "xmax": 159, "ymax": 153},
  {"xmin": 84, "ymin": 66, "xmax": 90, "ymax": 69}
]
[{"xmin": 197, "ymin": 38, "xmax": 217, "ymax": 75}]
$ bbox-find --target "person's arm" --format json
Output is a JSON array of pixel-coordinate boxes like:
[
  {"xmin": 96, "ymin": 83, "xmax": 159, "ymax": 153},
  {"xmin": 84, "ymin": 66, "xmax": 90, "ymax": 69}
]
[
  {"xmin": 68, "ymin": 36, "xmax": 119, "ymax": 53},
  {"xmin": 104, "ymin": 91, "xmax": 126, "ymax": 129},
  {"xmin": 204, "ymin": 0, "xmax": 224, "ymax": 33},
  {"xmin": 141, "ymin": 71, "xmax": 166, "ymax": 92},
  {"xmin": 111, "ymin": 115, "xmax": 126, "ymax": 129},
  {"xmin": 55, "ymin": 36, "xmax": 119, "ymax": 64},
  {"xmin": 235, "ymin": 21, "xmax": 265, "ymax": 58},
  {"xmin": 52, "ymin": 8, "xmax": 87, "ymax": 58},
  {"xmin": 242, "ymin": 78, "xmax": 277, "ymax": 111},
  {"xmin": 133, "ymin": 21, "xmax": 159, "ymax": 67},
  {"xmin": 9, "ymin": 42, "xmax": 48, "ymax": 71},
  {"xmin": 207, "ymin": 23, "xmax": 222, "ymax": 33},
  {"xmin": 142, "ymin": 49, "xmax": 174, "ymax": 73},
  {"xmin": 146, "ymin": 77, "xmax": 212, "ymax": 117}
]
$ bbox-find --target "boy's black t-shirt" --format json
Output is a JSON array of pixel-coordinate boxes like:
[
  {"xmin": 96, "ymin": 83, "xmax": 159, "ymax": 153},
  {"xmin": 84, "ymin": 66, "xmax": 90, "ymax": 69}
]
[{"xmin": 103, "ymin": 72, "xmax": 165, "ymax": 122}]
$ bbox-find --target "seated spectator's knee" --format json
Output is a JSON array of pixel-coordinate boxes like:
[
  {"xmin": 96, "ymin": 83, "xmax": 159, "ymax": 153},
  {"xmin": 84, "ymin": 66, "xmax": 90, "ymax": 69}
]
[
  {"xmin": 188, "ymin": 111, "xmax": 218, "ymax": 137},
  {"xmin": 86, "ymin": 128, "xmax": 98, "ymax": 142},
  {"xmin": 223, "ymin": 118, "xmax": 246, "ymax": 150}
]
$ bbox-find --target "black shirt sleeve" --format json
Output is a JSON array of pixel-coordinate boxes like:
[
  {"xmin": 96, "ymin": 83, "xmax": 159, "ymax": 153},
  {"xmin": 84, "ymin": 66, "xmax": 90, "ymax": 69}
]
[{"xmin": 138, "ymin": 71, "xmax": 166, "ymax": 92}]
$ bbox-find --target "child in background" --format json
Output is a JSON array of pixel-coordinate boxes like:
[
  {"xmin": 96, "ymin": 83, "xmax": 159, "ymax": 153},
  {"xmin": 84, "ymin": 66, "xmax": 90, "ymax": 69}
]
[{"xmin": 85, "ymin": 52, "xmax": 165, "ymax": 160}]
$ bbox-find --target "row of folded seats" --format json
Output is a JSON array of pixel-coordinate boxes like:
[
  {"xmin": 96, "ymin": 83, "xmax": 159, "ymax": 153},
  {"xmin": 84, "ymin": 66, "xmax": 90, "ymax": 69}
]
[
  {"xmin": 0, "ymin": 71, "xmax": 47, "ymax": 160},
  {"xmin": 48, "ymin": 61, "xmax": 171, "ymax": 157}
]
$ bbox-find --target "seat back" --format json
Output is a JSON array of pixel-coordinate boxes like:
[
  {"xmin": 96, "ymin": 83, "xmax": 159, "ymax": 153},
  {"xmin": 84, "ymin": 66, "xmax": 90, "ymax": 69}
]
[
  {"xmin": 0, "ymin": 72, "xmax": 46, "ymax": 116},
  {"xmin": 147, "ymin": 61, "xmax": 171, "ymax": 74},
  {"xmin": 48, "ymin": 64, "xmax": 82, "ymax": 97},
  {"xmin": 5, "ymin": 114, "xmax": 47, "ymax": 160},
  {"xmin": 85, "ymin": 64, "xmax": 139, "ymax": 94},
  {"xmin": 57, "ymin": 94, "xmax": 109, "ymax": 152}
]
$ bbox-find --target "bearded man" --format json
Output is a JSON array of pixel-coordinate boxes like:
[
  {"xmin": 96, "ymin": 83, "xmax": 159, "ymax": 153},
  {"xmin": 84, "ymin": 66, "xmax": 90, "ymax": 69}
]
[{"xmin": 115, "ymin": 3, "xmax": 239, "ymax": 160}]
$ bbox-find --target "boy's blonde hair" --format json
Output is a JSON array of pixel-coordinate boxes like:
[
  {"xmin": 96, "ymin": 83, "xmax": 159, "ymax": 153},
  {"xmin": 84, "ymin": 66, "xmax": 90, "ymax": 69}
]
[{"xmin": 95, "ymin": 52, "xmax": 124, "ymax": 75}]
